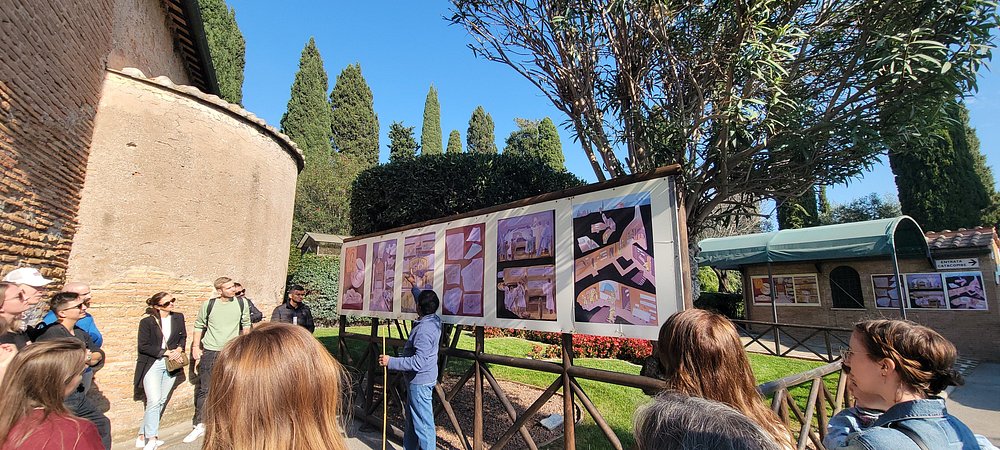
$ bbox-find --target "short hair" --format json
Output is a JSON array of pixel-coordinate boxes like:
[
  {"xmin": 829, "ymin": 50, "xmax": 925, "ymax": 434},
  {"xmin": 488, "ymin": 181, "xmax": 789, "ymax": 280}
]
[
  {"xmin": 634, "ymin": 392, "xmax": 782, "ymax": 450},
  {"xmin": 214, "ymin": 277, "xmax": 232, "ymax": 289},
  {"xmin": 233, "ymin": 282, "xmax": 243, "ymax": 288},
  {"xmin": 48, "ymin": 292, "xmax": 81, "ymax": 312},
  {"xmin": 854, "ymin": 319, "xmax": 962, "ymax": 395},
  {"xmin": 202, "ymin": 323, "xmax": 348, "ymax": 450},
  {"xmin": 288, "ymin": 284, "xmax": 305, "ymax": 292},
  {"xmin": 416, "ymin": 290, "xmax": 439, "ymax": 316}
]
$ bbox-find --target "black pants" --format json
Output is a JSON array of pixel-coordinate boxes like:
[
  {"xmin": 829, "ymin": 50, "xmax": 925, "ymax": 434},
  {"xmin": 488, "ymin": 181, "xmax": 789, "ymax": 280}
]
[
  {"xmin": 193, "ymin": 349, "xmax": 219, "ymax": 425},
  {"xmin": 66, "ymin": 388, "xmax": 111, "ymax": 450}
]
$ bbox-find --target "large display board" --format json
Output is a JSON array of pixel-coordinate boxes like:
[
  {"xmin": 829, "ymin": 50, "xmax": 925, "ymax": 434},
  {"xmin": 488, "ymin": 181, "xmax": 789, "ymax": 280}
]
[
  {"xmin": 338, "ymin": 175, "xmax": 686, "ymax": 339},
  {"xmin": 873, "ymin": 271, "xmax": 989, "ymax": 311}
]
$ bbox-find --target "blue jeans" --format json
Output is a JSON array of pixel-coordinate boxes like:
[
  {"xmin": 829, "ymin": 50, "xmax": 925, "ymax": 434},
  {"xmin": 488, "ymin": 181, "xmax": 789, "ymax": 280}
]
[
  {"xmin": 404, "ymin": 382, "xmax": 436, "ymax": 450},
  {"xmin": 140, "ymin": 358, "xmax": 176, "ymax": 437}
]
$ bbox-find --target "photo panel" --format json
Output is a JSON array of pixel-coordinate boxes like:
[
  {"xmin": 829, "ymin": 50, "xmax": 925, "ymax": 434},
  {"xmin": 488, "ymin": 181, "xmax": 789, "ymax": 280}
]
[
  {"xmin": 339, "ymin": 243, "xmax": 367, "ymax": 312},
  {"xmin": 443, "ymin": 222, "xmax": 486, "ymax": 317},
  {"xmin": 872, "ymin": 274, "xmax": 902, "ymax": 309},
  {"xmin": 496, "ymin": 210, "xmax": 557, "ymax": 321},
  {"xmin": 573, "ymin": 191, "xmax": 657, "ymax": 326},
  {"xmin": 905, "ymin": 273, "xmax": 946, "ymax": 309},
  {"xmin": 369, "ymin": 238, "xmax": 397, "ymax": 313},
  {"xmin": 944, "ymin": 272, "xmax": 988, "ymax": 310},
  {"xmin": 400, "ymin": 231, "xmax": 437, "ymax": 315}
]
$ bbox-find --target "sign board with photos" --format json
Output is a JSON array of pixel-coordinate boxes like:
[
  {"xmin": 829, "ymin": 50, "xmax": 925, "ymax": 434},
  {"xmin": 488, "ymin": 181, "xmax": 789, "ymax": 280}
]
[
  {"xmin": 872, "ymin": 272, "xmax": 989, "ymax": 311},
  {"xmin": 750, "ymin": 274, "xmax": 821, "ymax": 306},
  {"xmin": 338, "ymin": 172, "xmax": 688, "ymax": 339}
]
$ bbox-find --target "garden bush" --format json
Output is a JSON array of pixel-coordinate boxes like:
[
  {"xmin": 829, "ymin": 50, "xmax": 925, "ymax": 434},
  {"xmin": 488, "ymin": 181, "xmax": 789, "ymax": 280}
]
[
  {"xmin": 350, "ymin": 153, "xmax": 584, "ymax": 235},
  {"xmin": 694, "ymin": 292, "xmax": 746, "ymax": 320},
  {"xmin": 287, "ymin": 252, "xmax": 340, "ymax": 326}
]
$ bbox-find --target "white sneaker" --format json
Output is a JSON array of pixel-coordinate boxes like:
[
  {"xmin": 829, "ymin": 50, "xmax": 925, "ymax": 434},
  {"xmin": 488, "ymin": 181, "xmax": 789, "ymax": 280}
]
[
  {"xmin": 142, "ymin": 439, "xmax": 163, "ymax": 450},
  {"xmin": 182, "ymin": 424, "xmax": 205, "ymax": 443},
  {"xmin": 135, "ymin": 437, "xmax": 144, "ymax": 448}
]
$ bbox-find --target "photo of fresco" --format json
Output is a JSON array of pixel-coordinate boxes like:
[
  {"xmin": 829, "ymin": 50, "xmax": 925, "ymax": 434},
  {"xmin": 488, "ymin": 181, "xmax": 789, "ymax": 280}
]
[
  {"xmin": 401, "ymin": 232, "xmax": 436, "ymax": 313},
  {"xmin": 443, "ymin": 223, "xmax": 485, "ymax": 316},
  {"xmin": 369, "ymin": 239, "xmax": 396, "ymax": 312},
  {"xmin": 341, "ymin": 244, "xmax": 366, "ymax": 311},
  {"xmin": 872, "ymin": 275, "xmax": 902, "ymax": 308},
  {"xmin": 944, "ymin": 272, "xmax": 988, "ymax": 310},
  {"xmin": 497, "ymin": 210, "xmax": 554, "ymax": 262},
  {"xmin": 791, "ymin": 275, "xmax": 820, "ymax": 305},
  {"xmin": 906, "ymin": 273, "xmax": 946, "ymax": 309},
  {"xmin": 496, "ymin": 211, "xmax": 556, "ymax": 321},
  {"xmin": 751, "ymin": 275, "xmax": 794, "ymax": 304},
  {"xmin": 572, "ymin": 192, "xmax": 657, "ymax": 325}
]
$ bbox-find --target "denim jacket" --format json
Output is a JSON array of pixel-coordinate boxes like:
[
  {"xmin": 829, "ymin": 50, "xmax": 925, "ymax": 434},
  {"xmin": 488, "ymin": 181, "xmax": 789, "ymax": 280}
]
[{"xmin": 827, "ymin": 397, "xmax": 995, "ymax": 450}]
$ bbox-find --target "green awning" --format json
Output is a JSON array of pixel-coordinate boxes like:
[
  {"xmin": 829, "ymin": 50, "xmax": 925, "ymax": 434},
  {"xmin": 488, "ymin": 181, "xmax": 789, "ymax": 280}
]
[{"xmin": 697, "ymin": 216, "xmax": 929, "ymax": 269}]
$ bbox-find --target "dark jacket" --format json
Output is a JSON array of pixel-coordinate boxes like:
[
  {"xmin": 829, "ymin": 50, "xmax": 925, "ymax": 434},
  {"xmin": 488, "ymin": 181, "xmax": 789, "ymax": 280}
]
[
  {"xmin": 270, "ymin": 302, "xmax": 315, "ymax": 332},
  {"xmin": 34, "ymin": 322, "xmax": 103, "ymax": 357},
  {"xmin": 133, "ymin": 312, "xmax": 187, "ymax": 400}
]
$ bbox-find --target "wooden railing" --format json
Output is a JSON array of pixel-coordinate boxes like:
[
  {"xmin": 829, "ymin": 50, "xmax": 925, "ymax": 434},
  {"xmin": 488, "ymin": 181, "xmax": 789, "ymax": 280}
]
[
  {"xmin": 759, "ymin": 361, "xmax": 850, "ymax": 449},
  {"xmin": 733, "ymin": 319, "xmax": 853, "ymax": 362}
]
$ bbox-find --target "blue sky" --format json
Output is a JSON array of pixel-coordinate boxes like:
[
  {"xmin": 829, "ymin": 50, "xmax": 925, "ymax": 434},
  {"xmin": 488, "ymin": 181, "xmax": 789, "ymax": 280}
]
[{"xmin": 228, "ymin": 0, "xmax": 999, "ymax": 207}]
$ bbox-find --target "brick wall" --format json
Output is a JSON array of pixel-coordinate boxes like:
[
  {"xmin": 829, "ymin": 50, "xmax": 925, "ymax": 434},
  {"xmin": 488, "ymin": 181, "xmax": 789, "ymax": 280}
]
[
  {"xmin": 0, "ymin": 0, "xmax": 116, "ymax": 281},
  {"xmin": 744, "ymin": 252, "xmax": 1000, "ymax": 360}
]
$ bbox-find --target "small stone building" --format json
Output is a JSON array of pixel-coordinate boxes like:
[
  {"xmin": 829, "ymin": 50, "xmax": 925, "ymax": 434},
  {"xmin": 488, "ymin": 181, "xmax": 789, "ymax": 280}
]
[
  {"xmin": 298, "ymin": 232, "xmax": 349, "ymax": 256},
  {"xmin": 698, "ymin": 217, "xmax": 1000, "ymax": 361},
  {"xmin": 2, "ymin": 0, "xmax": 303, "ymax": 438}
]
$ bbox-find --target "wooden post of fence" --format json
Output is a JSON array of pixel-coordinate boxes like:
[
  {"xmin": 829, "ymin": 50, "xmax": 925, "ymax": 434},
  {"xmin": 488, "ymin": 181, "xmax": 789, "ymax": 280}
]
[
  {"xmin": 561, "ymin": 333, "xmax": 575, "ymax": 450},
  {"xmin": 338, "ymin": 315, "xmax": 347, "ymax": 361},
  {"xmin": 474, "ymin": 326, "xmax": 484, "ymax": 450}
]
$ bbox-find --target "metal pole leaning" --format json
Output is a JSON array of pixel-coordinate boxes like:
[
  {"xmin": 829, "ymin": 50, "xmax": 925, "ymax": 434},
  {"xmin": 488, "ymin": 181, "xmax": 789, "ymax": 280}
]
[{"xmin": 382, "ymin": 322, "xmax": 387, "ymax": 450}]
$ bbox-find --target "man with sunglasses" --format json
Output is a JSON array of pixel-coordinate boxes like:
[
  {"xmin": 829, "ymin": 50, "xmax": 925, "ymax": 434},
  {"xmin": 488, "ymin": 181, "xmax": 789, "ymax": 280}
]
[
  {"xmin": 41, "ymin": 282, "xmax": 103, "ymax": 347},
  {"xmin": 233, "ymin": 282, "xmax": 264, "ymax": 326},
  {"xmin": 34, "ymin": 291, "xmax": 111, "ymax": 449}
]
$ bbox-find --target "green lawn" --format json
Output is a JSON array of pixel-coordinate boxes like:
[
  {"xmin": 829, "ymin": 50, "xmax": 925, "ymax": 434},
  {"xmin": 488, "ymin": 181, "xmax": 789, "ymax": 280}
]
[{"xmin": 316, "ymin": 327, "xmax": 838, "ymax": 450}]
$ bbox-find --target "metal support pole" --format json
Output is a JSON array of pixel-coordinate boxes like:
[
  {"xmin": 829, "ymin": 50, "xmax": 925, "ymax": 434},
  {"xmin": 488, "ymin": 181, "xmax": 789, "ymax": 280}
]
[
  {"xmin": 890, "ymin": 247, "xmax": 907, "ymax": 320},
  {"xmin": 562, "ymin": 333, "xmax": 576, "ymax": 450},
  {"xmin": 767, "ymin": 262, "xmax": 780, "ymax": 355}
]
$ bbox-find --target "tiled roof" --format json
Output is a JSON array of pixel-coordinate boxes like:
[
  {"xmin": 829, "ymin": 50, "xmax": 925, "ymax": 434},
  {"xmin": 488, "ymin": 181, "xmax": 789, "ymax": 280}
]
[{"xmin": 925, "ymin": 227, "xmax": 998, "ymax": 250}]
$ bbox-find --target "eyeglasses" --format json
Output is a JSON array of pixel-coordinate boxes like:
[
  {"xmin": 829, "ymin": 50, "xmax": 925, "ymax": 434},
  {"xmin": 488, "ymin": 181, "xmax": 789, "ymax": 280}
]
[
  {"xmin": 158, "ymin": 299, "xmax": 176, "ymax": 307},
  {"xmin": 235, "ymin": 290, "xmax": 246, "ymax": 296}
]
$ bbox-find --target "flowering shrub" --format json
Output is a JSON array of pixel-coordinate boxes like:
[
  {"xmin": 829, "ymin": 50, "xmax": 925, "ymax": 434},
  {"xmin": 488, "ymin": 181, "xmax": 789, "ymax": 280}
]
[{"xmin": 486, "ymin": 327, "xmax": 652, "ymax": 364}]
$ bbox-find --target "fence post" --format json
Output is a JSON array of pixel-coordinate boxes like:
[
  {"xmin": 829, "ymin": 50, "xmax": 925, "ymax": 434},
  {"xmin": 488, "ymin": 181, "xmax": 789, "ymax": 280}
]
[
  {"xmin": 474, "ymin": 327, "xmax": 484, "ymax": 450},
  {"xmin": 562, "ymin": 333, "xmax": 575, "ymax": 450}
]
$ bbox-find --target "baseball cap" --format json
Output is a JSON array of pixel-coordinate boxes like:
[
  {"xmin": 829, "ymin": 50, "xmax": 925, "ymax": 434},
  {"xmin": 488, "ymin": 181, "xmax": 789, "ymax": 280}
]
[{"xmin": 2, "ymin": 267, "xmax": 54, "ymax": 287}]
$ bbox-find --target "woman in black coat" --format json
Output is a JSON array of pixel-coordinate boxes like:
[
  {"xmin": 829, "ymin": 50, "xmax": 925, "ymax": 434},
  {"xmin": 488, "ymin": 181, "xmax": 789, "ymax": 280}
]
[{"xmin": 134, "ymin": 292, "xmax": 186, "ymax": 450}]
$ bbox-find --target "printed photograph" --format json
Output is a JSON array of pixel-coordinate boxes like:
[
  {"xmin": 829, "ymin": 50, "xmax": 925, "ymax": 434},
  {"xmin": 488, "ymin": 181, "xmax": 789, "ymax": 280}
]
[
  {"xmin": 496, "ymin": 211, "xmax": 556, "ymax": 321},
  {"xmin": 443, "ymin": 223, "xmax": 486, "ymax": 316},
  {"xmin": 369, "ymin": 239, "xmax": 397, "ymax": 312},
  {"xmin": 341, "ymin": 244, "xmax": 366, "ymax": 311},
  {"xmin": 401, "ymin": 232, "xmax": 435, "ymax": 313}
]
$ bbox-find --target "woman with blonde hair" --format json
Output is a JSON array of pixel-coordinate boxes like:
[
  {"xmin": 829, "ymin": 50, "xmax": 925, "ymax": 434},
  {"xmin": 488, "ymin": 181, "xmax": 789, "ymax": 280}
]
[
  {"xmin": 202, "ymin": 322, "xmax": 348, "ymax": 450},
  {"xmin": 826, "ymin": 319, "xmax": 995, "ymax": 449},
  {"xmin": 657, "ymin": 309, "xmax": 793, "ymax": 449},
  {"xmin": 0, "ymin": 338, "xmax": 103, "ymax": 450}
]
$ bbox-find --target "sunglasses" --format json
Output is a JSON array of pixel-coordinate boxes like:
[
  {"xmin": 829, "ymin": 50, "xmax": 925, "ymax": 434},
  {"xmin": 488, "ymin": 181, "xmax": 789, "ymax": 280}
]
[
  {"xmin": 63, "ymin": 301, "xmax": 91, "ymax": 311},
  {"xmin": 157, "ymin": 299, "xmax": 177, "ymax": 307}
]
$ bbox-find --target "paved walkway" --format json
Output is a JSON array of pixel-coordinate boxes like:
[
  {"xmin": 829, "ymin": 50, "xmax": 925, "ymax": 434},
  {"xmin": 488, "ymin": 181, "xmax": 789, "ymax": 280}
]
[
  {"xmin": 111, "ymin": 417, "xmax": 400, "ymax": 450},
  {"xmin": 946, "ymin": 362, "xmax": 1000, "ymax": 446}
]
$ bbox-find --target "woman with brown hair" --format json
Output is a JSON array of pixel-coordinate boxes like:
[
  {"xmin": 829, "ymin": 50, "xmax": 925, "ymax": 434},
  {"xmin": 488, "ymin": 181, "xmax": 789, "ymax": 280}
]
[
  {"xmin": 656, "ymin": 309, "xmax": 793, "ymax": 449},
  {"xmin": 826, "ymin": 319, "xmax": 995, "ymax": 449},
  {"xmin": 0, "ymin": 338, "xmax": 103, "ymax": 450},
  {"xmin": 134, "ymin": 292, "xmax": 187, "ymax": 449},
  {"xmin": 202, "ymin": 322, "xmax": 349, "ymax": 450}
]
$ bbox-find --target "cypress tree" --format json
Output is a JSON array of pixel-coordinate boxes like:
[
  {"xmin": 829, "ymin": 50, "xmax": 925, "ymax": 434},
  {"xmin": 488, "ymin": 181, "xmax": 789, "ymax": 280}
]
[
  {"xmin": 536, "ymin": 117, "xmax": 564, "ymax": 170},
  {"xmin": 890, "ymin": 100, "xmax": 992, "ymax": 230},
  {"xmin": 420, "ymin": 86, "xmax": 443, "ymax": 155},
  {"xmin": 503, "ymin": 117, "xmax": 565, "ymax": 171},
  {"xmin": 389, "ymin": 121, "xmax": 419, "ymax": 162},
  {"xmin": 446, "ymin": 130, "xmax": 462, "ymax": 154},
  {"xmin": 280, "ymin": 38, "xmax": 335, "ymax": 240},
  {"xmin": 777, "ymin": 187, "xmax": 820, "ymax": 229},
  {"xmin": 329, "ymin": 63, "xmax": 379, "ymax": 234},
  {"xmin": 467, "ymin": 106, "xmax": 497, "ymax": 154},
  {"xmin": 198, "ymin": 0, "xmax": 245, "ymax": 104}
]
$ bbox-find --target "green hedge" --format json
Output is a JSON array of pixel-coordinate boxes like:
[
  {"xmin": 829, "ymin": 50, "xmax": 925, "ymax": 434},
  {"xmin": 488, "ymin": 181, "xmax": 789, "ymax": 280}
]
[
  {"xmin": 349, "ymin": 153, "xmax": 584, "ymax": 235},
  {"xmin": 287, "ymin": 251, "xmax": 340, "ymax": 326}
]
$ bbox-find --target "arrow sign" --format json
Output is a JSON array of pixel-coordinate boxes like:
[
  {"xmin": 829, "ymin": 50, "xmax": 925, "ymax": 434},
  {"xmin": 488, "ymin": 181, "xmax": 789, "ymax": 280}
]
[{"xmin": 934, "ymin": 258, "xmax": 979, "ymax": 270}]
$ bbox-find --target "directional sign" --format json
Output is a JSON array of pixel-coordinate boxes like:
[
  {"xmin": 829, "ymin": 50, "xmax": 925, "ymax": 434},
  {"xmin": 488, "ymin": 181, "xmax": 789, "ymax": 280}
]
[{"xmin": 934, "ymin": 258, "xmax": 979, "ymax": 270}]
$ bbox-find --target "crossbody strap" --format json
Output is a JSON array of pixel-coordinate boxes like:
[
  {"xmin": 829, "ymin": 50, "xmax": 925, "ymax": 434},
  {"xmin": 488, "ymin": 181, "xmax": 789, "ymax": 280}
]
[{"xmin": 890, "ymin": 422, "xmax": 930, "ymax": 450}]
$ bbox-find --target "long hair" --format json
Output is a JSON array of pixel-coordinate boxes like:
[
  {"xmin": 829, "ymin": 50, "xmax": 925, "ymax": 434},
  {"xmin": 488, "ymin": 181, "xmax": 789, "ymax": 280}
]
[
  {"xmin": 0, "ymin": 338, "xmax": 87, "ymax": 445},
  {"xmin": 854, "ymin": 319, "xmax": 962, "ymax": 396},
  {"xmin": 658, "ymin": 309, "xmax": 792, "ymax": 449},
  {"xmin": 202, "ymin": 322, "xmax": 349, "ymax": 450},
  {"xmin": 635, "ymin": 391, "xmax": 781, "ymax": 450}
]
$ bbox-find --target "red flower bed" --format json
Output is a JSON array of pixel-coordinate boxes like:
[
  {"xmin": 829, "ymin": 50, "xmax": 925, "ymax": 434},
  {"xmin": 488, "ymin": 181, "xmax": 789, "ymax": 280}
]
[{"xmin": 483, "ymin": 327, "xmax": 652, "ymax": 364}]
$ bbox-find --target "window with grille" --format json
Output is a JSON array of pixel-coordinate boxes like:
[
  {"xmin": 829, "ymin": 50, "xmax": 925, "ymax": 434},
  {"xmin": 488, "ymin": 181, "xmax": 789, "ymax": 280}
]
[{"xmin": 830, "ymin": 266, "xmax": 865, "ymax": 309}]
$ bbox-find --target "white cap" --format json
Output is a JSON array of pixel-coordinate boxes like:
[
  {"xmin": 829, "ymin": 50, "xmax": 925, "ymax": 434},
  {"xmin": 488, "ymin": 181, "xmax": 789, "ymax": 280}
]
[{"xmin": 2, "ymin": 267, "xmax": 54, "ymax": 287}]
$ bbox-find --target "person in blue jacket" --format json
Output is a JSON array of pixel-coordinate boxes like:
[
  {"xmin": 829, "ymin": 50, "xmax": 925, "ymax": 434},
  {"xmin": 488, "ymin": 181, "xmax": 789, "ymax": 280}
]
[
  {"xmin": 379, "ymin": 273, "xmax": 441, "ymax": 450},
  {"xmin": 42, "ymin": 282, "xmax": 102, "ymax": 347}
]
